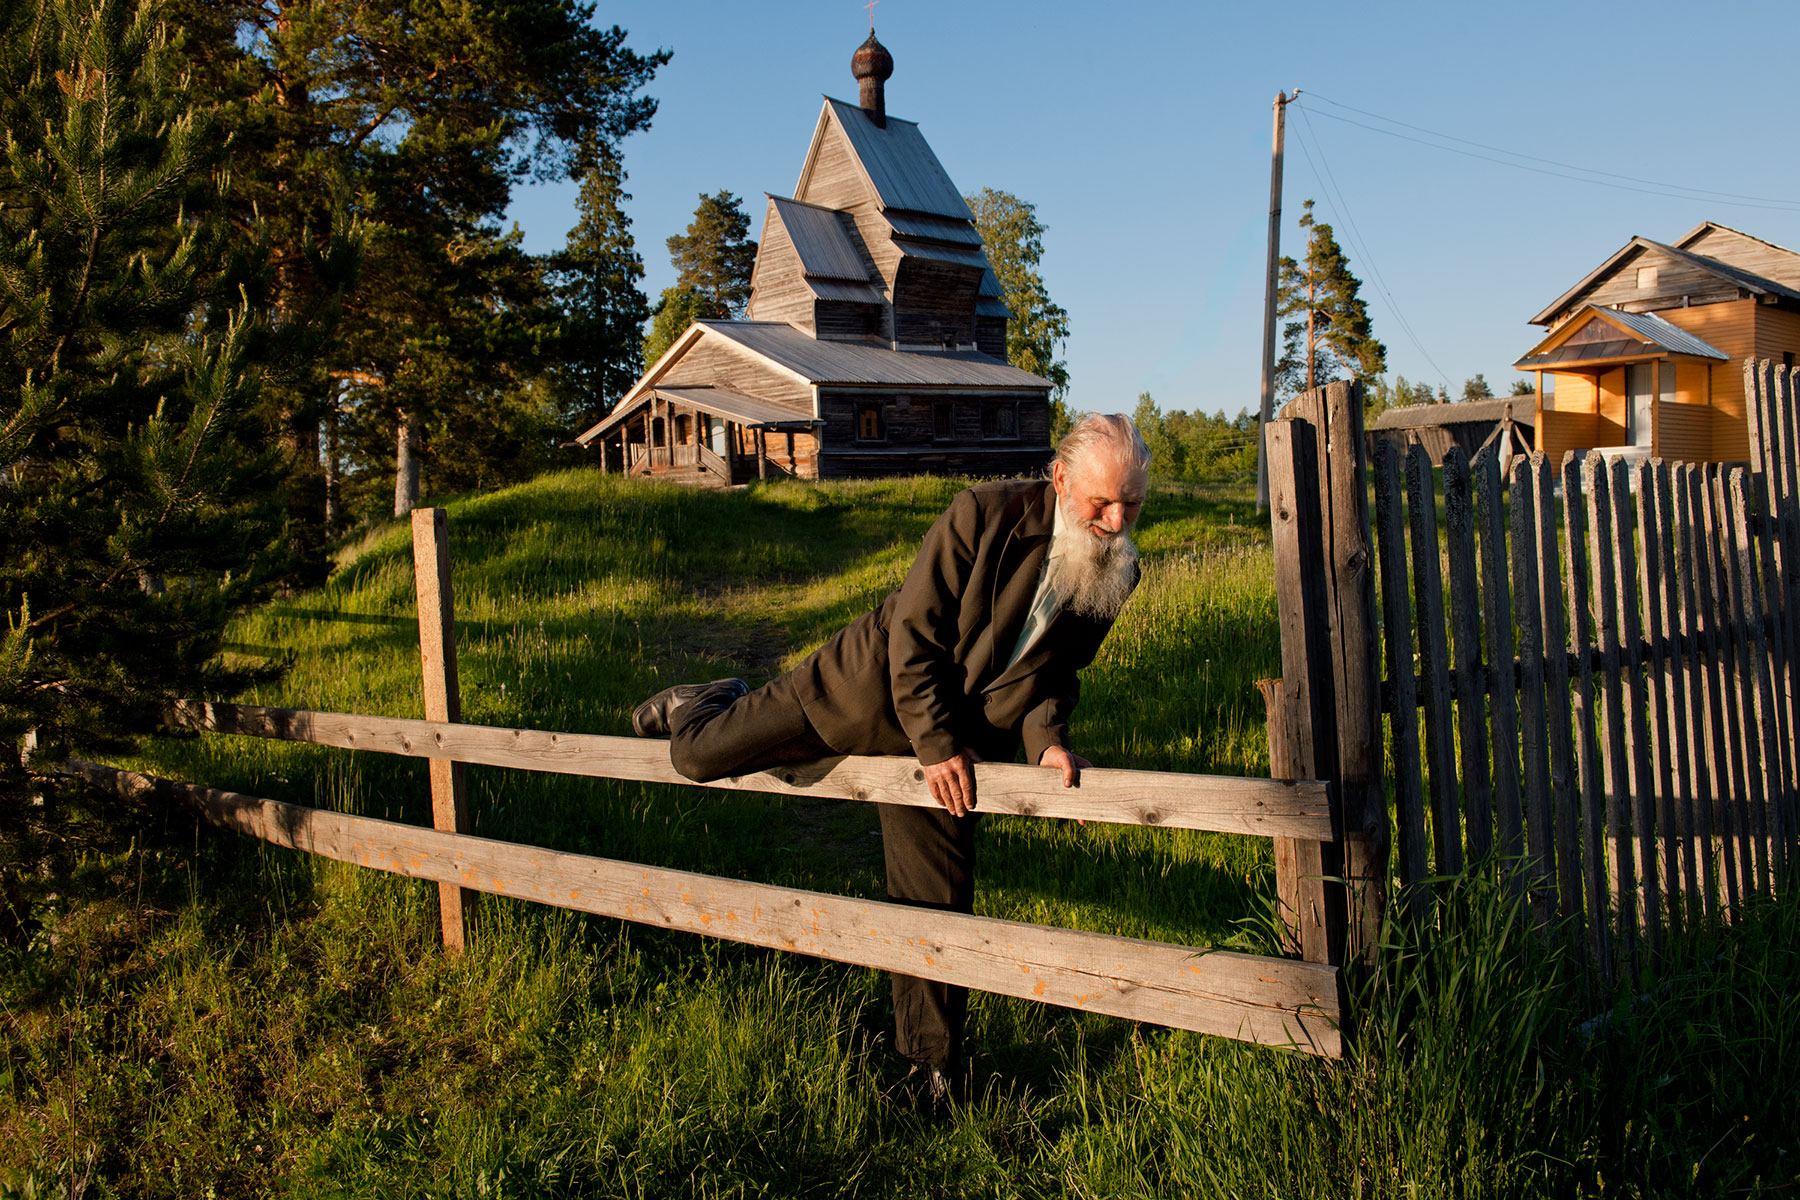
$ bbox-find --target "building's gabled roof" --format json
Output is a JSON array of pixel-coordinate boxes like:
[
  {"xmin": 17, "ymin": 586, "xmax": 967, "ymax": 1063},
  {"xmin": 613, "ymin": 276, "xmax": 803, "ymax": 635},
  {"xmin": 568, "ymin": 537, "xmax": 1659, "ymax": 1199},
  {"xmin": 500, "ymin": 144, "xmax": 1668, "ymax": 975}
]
[
  {"xmin": 767, "ymin": 196, "xmax": 871, "ymax": 282},
  {"xmin": 651, "ymin": 387, "xmax": 815, "ymax": 429},
  {"xmin": 798, "ymin": 97, "xmax": 972, "ymax": 220},
  {"xmin": 1371, "ymin": 396, "xmax": 1536, "ymax": 431},
  {"xmin": 1530, "ymin": 228, "xmax": 1800, "ymax": 326},
  {"xmin": 702, "ymin": 320, "xmax": 1048, "ymax": 388},
  {"xmin": 1514, "ymin": 304, "xmax": 1729, "ymax": 369}
]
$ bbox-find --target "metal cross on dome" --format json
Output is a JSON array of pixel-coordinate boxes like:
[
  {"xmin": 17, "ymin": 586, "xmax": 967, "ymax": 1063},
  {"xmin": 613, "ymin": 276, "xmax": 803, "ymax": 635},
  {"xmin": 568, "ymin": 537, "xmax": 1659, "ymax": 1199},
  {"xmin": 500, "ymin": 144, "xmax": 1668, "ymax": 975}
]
[{"xmin": 864, "ymin": 0, "xmax": 878, "ymax": 28}]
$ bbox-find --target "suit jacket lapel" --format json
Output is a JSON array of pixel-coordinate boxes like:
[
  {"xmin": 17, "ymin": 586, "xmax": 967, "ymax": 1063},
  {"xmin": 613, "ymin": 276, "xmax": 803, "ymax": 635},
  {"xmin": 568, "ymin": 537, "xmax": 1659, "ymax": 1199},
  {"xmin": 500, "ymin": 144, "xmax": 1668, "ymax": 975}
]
[{"xmin": 980, "ymin": 484, "xmax": 1058, "ymax": 690}]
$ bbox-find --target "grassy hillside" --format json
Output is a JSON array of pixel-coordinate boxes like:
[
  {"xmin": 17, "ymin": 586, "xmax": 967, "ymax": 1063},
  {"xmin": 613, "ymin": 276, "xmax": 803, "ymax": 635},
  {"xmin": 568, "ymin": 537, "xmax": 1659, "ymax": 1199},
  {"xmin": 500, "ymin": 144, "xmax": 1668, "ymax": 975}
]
[{"xmin": 4, "ymin": 470, "xmax": 1796, "ymax": 1198}]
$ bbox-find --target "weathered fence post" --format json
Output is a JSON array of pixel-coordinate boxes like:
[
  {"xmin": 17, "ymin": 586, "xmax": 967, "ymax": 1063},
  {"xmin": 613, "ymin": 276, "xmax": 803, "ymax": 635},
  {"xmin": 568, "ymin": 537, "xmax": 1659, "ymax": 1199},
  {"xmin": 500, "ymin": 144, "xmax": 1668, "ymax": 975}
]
[
  {"xmin": 412, "ymin": 507, "xmax": 474, "ymax": 951},
  {"xmin": 1269, "ymin": 382, "xmax": 1387, "ymax": 965}
]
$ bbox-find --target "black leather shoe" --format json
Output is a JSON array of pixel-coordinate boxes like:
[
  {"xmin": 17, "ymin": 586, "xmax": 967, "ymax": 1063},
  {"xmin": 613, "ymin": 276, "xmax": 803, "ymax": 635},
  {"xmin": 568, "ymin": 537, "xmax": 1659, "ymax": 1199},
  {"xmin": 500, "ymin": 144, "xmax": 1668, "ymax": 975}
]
[{"xmin": 631, "ymin": 678, "xmax": 748, "ymax": 737}]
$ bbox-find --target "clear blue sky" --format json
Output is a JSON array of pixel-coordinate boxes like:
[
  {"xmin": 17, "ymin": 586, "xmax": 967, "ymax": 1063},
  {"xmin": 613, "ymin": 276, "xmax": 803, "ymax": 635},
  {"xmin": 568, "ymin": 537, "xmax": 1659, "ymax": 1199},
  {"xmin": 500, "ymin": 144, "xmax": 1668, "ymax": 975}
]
[{"xmin": 508, "ymin": 0, "xmax": 1800, "ymax": 420}]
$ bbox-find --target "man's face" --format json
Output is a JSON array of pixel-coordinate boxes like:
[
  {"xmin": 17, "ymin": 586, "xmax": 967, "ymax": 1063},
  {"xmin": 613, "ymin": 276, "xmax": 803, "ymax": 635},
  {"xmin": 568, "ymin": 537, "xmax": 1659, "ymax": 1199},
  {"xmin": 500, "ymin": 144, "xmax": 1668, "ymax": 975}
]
[{"xmin": 1052, "ymin": 453, "xmax": 1148, "ymax": 540}]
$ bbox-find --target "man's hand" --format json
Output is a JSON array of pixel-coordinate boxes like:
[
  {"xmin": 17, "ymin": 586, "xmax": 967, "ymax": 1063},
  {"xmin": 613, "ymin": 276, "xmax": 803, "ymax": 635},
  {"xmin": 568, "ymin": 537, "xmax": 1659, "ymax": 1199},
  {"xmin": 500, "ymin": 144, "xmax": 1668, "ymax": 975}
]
[
  {"xmin": 923, "ymin": 749, "xmax": 983, "ymax": 817},
  {"xmin": 1039, "ymin": 745, "xmax": 1092, "ymax": 788}
]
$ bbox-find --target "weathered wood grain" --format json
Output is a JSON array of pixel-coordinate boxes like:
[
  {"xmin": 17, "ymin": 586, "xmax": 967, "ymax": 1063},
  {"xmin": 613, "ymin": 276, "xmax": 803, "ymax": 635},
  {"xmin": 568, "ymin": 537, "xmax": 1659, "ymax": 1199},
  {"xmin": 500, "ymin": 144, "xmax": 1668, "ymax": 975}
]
[
  {"xmin": 1586, "ymin": 456, "xmax": 1638, "ymax": 972},
  {"xmin": 70, "ymin": 759, "xmax": 1344, "ymax": 1055},
  {"xmin": 411, "ymin": 507, "xmax": 473, "ymax": 951},
  {"xmin": 1610, "ymin": 459, "xmax": 1659, "ymax": 956},
  {"xmin": 1637, "ymin": 462, "xmax": 1683, "ymax": 934},
  {"xmin": 1475, "ymin": 448, "xmax": 1525, "ymax": 870},
  {"xmin": 1669, "ymin": 465, "xmax": 1710, "ymax": 921},
  {"xmin": 1535, "ymin": 453, "xmax": 1583, "ymax": 945},
  {"xmin": 1512, "ymin": 456, "xmax": 1555, "ymax": 908},
  {"xmin": 165, "ymin": 701, "xmax": 1334, "ymax": 840},
  {"xmin": 1267, "ymin": 418, "xmax": 1342, "ymax": 966},
  {"xmin": 1563, "ymin": 453, "xmax": 1612, "ymax": 984},
  {"xmin": 1444, "ymin": 450, "xmax": 1493, "ymax": 865},
  {"xmin": 1408, "ymin": 445, "xmax": 1462, "ymax": 878},
  {"xmin": 1746, "ymin": 469, "xmax": 1791, "ymax": 889},
  {"xmin": 1375, "ymin": 440, "xmax": 1431, "ymax": 926},
  {"xmin": 1696, "ymin": 466, "xmax": 1744, "ymax": 912},
  {"xmin": 1728, "ymin": 470, "xmax": 1779, "ymax": 897}
]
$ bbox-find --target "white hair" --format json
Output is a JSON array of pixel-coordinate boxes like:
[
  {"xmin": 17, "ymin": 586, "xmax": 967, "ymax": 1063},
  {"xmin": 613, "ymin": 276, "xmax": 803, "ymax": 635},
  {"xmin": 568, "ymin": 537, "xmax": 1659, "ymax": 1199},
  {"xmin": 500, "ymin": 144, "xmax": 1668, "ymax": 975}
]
[{"xmin": 1053, "ymin": 413, "xmax": 1150, "ymax": 478}]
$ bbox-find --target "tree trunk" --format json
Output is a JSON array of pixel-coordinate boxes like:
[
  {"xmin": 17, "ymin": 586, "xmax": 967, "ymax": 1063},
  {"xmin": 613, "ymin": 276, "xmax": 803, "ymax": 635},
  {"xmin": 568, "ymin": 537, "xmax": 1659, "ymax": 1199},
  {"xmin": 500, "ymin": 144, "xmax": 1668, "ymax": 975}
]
[
  {"xmin": 394, "ymin": 414, "xmax": 420, "ymax": 518},
  {"xmin": 323, "ymin": 392, "xmax": 341, "ymax": 528}
]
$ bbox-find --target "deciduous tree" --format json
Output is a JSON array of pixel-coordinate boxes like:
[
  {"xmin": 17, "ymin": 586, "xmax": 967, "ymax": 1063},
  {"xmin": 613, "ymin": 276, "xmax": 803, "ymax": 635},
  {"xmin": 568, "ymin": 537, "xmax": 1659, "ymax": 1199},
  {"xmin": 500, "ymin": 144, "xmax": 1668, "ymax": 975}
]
[{"xmin": 966, "ymin": 187, "xmax": 1071, "ymax": 435}]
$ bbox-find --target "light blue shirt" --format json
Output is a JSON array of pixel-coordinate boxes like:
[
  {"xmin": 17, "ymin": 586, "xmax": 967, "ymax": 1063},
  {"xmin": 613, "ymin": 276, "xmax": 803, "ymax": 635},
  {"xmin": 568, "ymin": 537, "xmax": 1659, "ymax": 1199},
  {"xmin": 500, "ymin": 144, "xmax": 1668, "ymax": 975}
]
[{"xmin": 1006, "ymin": 498, "xmax": 1066, "ymax": 669}]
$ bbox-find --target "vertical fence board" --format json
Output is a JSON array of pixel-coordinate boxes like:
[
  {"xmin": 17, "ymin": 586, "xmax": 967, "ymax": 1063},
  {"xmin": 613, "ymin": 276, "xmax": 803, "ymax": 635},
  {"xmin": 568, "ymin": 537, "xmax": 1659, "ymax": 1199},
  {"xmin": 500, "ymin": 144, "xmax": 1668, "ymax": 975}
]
[
  {"xmin": 1375, "ymin": 441, "xmax": 1430, "ymax": 923},
  {"xmin": 1634, "ymin": 462, "xmax": 1679, "ymax": 932},
  {"xmin": 1587, "ymin": 457, "xmax": 1640, "ymax": 971},
  {"xmin": 411, "ymin": 507, "xmax": 474, "ymax": 952},
  {"xmin": 1511, "ymin": 457, "xmax": 1557, "ymax": 905},
  {"xmin": 1408, "ymin": 445, "xmax": 1462, "ymax": 876},
  {"xmin": 1651, "ymin": 462, "xmax": 1699, "ymax": 924},
  {"xmin": 1564, "ymin": 454, "xmax": 1613, "ymax": 983},
  {"xmin": 1696, "ymin": 466, "xmax": 1744, "ymax": 912},
  {"xmin": 1747, "ymin": 471, "xmax": 1792, "ymax": 889},
  {"xmin": 1444, "ymin": 450, "xmax": 1493, "ymax": 863},
  {"xmin": 1773, "ymin": 365, "xmax": 1800, "ymax": 875},
  {"xmin": 1475, "ymin": 450, "xmax": 1525, "ymax": 869},
  {"xmin": 1670, "ymin": 466, "xmax": 1711, "ymax": 921},
  {"xmin": 1612, "ymin": 460, "xmax": 1660, "ymax": 956},
  {"xmin": 1267, "ymin": 419, "xmax": 1342, "ymax": 964},
  {"xmin": 1712, "ymin": 465, "xmax": 1759, "ymax": 901},
  {"xmin": 1727, "ymin": 470, "xmax": 1778, "ymax": 897},
  {"xmin": 1536, "ymin": 453, "xmax": 1583, "ymax": 950}
]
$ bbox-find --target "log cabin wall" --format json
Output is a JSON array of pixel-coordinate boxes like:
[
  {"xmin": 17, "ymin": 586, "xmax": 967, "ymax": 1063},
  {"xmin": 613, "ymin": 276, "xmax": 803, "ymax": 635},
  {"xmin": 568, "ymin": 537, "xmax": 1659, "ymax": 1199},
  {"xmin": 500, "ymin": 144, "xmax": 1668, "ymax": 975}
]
[
  {"xmin": 976, "ymin": 315, "xmax": 1007, "ymax": 359},
  {"xmin": 815, "ymin": 299, "xmax": 884, "ymax": 339},
  {"xmin": 745, "ymin": 214, "xmax": 818, "ymax": 334},
  {"xmin": 815, "ymin": 388, "xmax": 1051, "ymax": 477},
  {"xmin": 892, "ymin": 257, "xmax": 981, "ymax": 346}
]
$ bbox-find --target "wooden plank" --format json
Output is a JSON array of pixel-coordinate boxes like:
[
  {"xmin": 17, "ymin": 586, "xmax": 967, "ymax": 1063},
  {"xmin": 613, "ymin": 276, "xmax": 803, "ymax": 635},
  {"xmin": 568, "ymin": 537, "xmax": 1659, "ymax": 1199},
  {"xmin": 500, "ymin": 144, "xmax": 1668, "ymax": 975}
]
[
  {"xmin": 1512, "ymin": 456, "xmax": 1556, "ymax": 908},
  {"xmin": 1443, "ymin": 449, "xmax": 1493, "ymax": 864},
  {"xmin": 1712, "ymin": 465, "xmax": 1760, "ymax": 903},
  {"xmin": 411, "ymin": 507, "xmax": 473, "ymax": 952},
  {"xmin": 166, "ymin": 700, "xmax": 1334, "ymax": 839},
  {"xmin": 1474, "ymin": 447, "xmax": 1524, "ymax": 868},
  {"xmin": 1408, "ymin": 444, "xmax": 1462, "ymax": 877},
  {"xmin": 69, "ymin": 759, "xmax": 1344, "ymax": 1056},
  {"xmin": 1696, "ymin": 466, "xmax": 1744, "ymax": 913},
  {"xmin": 1642, "ymin": 461, "xmax": 1689, "ymax": 933},
  {"xmin": 1563, "ymin": 453, "xmax": 1612, "ymax": 983},
  {"xmin": 1667, "ymin": 465, "xmax": 1709, "ymax": 922},
  {"xmin": 1747, "ymin": 469, "xmax": 1792, "ymax": 890},
  {"xmin": 1535, "ymin": 453, "xmax": 1583, "ymax": 948},
  {"xmin": 1728, "ymin": 470, "xmax": 1779, "ymax": 897},
  {"xmin": 1319, "ymin": 381, "xmax": 1388, "ymax": 966},
  {"xmin": 1257, "ymin": 678, "xmax": 1304, "ymax": 956},
  {"xmin": 1374, "ymin": 440, "xmax": 1431, "ymax": 925},
  {"xmin": 1586, "ymin": 455, "xmax": 1639, "ymax": 972},
  {"xmin": 1266, "ymin": 418, "xmax": 1342, "ymax": 966},
  {"xmin": 1772, "ymin": 363, "xmax": 1800, "ymax": 879},
  {"xmin": 1610, "ymin": 459, "xmax": 1660, "ymax": 956}
]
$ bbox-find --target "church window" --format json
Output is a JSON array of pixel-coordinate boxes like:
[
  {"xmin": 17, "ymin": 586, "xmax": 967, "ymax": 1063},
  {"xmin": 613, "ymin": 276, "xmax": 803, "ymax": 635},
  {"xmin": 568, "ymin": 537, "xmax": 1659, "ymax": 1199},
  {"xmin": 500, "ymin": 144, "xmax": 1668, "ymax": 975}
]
[{"xmin": 857, "ymin": 403, "xmax": 886, "ymax": 442}]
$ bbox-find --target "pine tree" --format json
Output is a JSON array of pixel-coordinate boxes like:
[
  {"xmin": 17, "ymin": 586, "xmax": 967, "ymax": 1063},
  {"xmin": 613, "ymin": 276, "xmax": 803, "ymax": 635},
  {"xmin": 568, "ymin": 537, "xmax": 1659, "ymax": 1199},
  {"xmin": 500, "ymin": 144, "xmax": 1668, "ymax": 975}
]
[
  {"xmin": 1462, "ymin": 373, "xmax": 1494, "ymax": 400},
  {"xmin": 1275, "ymin": 200, "xmax": 1386, "ymax": 400},
  {"xmin": 665, "ymin": 191, "xmax": 758, "ymax": 320},
  {"xmin": 966, "ymin": 188, "xmax": 1071, "ymax": 434},
  {"xmin": 551, "ymin": 147, "xmax": 650, "ymax": 429},
  {"xmin": 0, "ymin": 0, "xmax": 310, "ymax": 807}
]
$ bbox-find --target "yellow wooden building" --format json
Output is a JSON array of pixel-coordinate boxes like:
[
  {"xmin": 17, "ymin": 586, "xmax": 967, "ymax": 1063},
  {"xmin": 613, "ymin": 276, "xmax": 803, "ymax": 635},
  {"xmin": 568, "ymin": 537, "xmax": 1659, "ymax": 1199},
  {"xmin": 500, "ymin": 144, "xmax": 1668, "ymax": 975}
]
[{"xmin": 1515, "ymin": 222, "xmax": 1800, "ymax": 465}]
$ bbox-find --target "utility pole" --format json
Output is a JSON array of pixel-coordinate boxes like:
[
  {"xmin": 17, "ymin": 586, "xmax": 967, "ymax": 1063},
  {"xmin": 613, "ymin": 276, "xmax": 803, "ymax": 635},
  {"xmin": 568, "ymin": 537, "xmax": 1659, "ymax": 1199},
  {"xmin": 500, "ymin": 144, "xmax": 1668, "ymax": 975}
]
[{"xmin": 1255, "ymin": 89, "xmax": 1299, "ymax": 514}]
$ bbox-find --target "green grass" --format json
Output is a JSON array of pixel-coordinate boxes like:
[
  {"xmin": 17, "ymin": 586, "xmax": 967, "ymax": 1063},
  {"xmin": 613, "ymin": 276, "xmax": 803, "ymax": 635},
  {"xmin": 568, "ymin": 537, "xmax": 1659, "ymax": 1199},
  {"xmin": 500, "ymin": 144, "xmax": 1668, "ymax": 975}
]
[{"xmin": 3, "ymin": 469, "xmax": 1797, "ymax": 1198}]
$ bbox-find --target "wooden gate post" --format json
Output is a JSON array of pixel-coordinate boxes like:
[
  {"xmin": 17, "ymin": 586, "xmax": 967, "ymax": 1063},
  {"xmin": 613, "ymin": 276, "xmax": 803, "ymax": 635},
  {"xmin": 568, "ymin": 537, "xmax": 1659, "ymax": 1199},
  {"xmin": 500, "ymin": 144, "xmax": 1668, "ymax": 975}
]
[
  {"xmin": 1273, "ymin": 383, "xmax": 1388, "ymax": 965},
  {"xmin": 412, "ymin": 507, "xmax": 474, "ymax": 951},
  {"xmin": 1266, "ymin": 416, "xmax": 1345, "ymax": 967}
]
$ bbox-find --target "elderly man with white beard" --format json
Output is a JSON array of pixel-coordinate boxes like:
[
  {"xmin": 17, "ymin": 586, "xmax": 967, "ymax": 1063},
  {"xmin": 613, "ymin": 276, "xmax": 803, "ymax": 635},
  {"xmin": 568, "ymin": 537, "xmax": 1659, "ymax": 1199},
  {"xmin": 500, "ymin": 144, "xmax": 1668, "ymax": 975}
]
[{"xmin": 628, "ymin": 413, "xmax": 1150, "ymax": 1105}]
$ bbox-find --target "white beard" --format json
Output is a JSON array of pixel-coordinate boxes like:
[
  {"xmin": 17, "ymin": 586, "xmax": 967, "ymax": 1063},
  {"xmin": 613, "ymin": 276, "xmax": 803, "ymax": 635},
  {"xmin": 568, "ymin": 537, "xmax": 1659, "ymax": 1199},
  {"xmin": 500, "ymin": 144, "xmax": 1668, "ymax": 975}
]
[{"xmin": 1047, "ymin": 511, "xmax": 1139, "ymax": 621}]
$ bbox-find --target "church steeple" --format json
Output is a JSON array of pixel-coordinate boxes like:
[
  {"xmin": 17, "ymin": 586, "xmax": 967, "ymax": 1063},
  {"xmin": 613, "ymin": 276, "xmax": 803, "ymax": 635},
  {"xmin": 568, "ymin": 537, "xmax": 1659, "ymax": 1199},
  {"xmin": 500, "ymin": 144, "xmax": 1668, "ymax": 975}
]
[{"xmin": 851, "ymin": 29, "xmax": 893, "ymax": 128}]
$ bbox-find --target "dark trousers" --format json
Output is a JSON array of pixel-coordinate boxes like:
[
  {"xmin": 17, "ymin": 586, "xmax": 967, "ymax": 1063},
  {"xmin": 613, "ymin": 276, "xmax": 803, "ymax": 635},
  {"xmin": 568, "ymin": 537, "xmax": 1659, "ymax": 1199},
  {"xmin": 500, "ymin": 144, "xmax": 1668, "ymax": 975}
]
[{"xmin": 669, "ymin": 678, "xmax": 978, "ymax": 1069}]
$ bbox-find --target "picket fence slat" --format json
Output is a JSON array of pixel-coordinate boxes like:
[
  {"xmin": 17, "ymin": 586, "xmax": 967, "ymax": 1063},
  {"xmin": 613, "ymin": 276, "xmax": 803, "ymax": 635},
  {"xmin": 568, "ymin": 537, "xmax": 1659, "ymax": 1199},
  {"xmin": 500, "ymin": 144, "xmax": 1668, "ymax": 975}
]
[
  {"xmin": 1374, "ymin": 441, "xmax": 1431, "ymax": 921},
  {"xmin": 1709, "ymin": 466, "xmax": 1755, "ymax": 903},
  {"xmin": 1670, "ymin": 465, "xmax": 1710, "ymax": 921},
  {"xmin": 1475, "ymin": 449, "xmax": 1525, "ymax": 868},
  {"xmin": 70, "ymin": 759, "xmax": 1344, "ymax": 1054},
  {"xmin": 1444, "ymin": 451, "xmax": 1493, "ymax": 863},
  {"xmin": 1638, "ymin": 463, "xmax": 1682, "ymax": 932},
  {"xmin": 1729, "ymin": 471, "xmax": 1779, "ymax": 897},
  {"xmin": 1408, "ymin": 445, "xmax": 1462, "ymax": 876},
  {"xmin": 1563, "ymin": 453, "xmax": 1613, "ymax": 984},
  {"xmin": 1690, "ymin": 465, "xmax": 1738, "ymax": 912},
  {"xmin": 1511, "ymin": 456, "xmax": 1557, "ymax": 908},
  {"xmin": 1535, "ymin": 453, "xmax": 1583, "ymax": 945},
  {"xmin": 1612, "ymin": 458, "xmax": 1660, "ymax": 957},
  {"xmin": 1587, "ymin": 457, "xmax": 1640, "ymax": 971}
]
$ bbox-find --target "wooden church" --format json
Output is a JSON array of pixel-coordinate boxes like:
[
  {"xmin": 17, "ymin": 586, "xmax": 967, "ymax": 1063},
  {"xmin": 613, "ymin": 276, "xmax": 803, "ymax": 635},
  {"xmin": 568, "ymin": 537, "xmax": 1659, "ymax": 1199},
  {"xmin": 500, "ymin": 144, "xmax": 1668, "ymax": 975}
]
[{"xmin": 574, "ymin": 31, "xmax": 1055, "ymax": 485}]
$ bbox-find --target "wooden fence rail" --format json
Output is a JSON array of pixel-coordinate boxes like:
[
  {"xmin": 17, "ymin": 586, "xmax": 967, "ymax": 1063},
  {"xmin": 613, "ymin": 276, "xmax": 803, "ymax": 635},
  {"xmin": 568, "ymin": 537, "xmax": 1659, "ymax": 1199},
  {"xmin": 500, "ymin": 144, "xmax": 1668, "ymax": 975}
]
[{"xmin": 1352, "ymin": 361, "xmax": 1800, "ymax": 986}]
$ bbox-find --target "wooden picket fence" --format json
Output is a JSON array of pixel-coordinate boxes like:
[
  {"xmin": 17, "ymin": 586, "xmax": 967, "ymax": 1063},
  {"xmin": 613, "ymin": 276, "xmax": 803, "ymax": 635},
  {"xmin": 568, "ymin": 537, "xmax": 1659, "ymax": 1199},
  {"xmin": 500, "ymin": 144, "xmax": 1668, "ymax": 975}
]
[
  {"xmin": 71, "ymin": 508, "xmax": 1349, "ymax": 1057},
  {"xmin": 1354, "ymin": 361, "xmax": 1798, "ymax": 986}
]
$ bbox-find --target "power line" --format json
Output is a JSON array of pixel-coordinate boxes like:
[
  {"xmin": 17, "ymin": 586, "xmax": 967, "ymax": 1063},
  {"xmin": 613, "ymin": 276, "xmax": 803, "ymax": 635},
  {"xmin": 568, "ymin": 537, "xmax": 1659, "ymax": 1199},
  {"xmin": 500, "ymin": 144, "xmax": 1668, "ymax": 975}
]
[
  {"xmin": 1300, "ymin": 93, "xmax": 1800, "ymax": 214},
  {"xmin": 1289, "ymin": 104, "xmax": 1455, "ymax": 388}
]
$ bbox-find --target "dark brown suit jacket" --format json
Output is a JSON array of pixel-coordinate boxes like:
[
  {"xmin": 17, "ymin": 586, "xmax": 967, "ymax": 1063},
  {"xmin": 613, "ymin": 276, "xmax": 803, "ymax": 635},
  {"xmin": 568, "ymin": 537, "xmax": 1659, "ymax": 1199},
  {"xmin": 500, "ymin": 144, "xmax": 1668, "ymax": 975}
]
[{"xmin": 793, "ymin": 479, "xmax": 1132, "ymax": 767}]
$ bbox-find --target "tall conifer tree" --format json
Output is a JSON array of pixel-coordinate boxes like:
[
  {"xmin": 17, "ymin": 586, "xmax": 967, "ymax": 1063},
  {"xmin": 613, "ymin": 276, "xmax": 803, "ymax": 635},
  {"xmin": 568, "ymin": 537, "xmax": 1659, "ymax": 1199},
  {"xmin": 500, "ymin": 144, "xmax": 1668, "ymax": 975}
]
[
  {"xmin": 551, "ymin": 148, "xmax": 650, "ymax": 428},
  {"xmin": 1275, "ymin": 200, "xmax": 1386, "ymax": 400}
]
